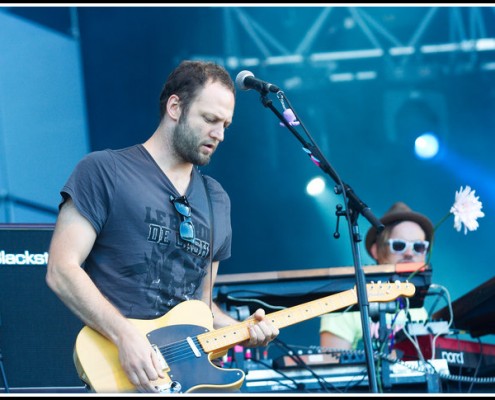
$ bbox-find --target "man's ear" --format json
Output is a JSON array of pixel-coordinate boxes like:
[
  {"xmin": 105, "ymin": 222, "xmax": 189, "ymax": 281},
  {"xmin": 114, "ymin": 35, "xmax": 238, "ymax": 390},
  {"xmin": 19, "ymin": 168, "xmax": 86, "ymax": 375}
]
[
  {"xmin": 166, "ymin": 94, "xmax": 181, "ymax": 121},
  {"xmin": 370, "ymin": 243, "xmax": 379, "ymax": 261}
]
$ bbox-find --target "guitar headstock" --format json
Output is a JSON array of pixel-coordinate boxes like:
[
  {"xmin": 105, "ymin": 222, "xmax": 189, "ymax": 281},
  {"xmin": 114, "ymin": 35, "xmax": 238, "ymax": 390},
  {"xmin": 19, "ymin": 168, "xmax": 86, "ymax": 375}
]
[{"xmin": 364, "ymin": 280, "xmax": 416, "ymax": 302}]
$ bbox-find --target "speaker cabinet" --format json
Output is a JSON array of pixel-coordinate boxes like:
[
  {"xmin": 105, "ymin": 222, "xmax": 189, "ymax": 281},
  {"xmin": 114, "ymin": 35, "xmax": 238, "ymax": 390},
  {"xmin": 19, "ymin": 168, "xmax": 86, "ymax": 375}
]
[{"xmin": 0, "ymin": 224, "xmax": 85, "ymax": 392}]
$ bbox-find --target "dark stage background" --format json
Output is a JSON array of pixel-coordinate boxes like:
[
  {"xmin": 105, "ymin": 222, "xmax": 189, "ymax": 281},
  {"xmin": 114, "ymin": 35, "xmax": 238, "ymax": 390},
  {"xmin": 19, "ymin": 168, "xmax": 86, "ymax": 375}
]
[{"xmin": 0, "ymin": 5, "xmax": 494, "ymax": 393}]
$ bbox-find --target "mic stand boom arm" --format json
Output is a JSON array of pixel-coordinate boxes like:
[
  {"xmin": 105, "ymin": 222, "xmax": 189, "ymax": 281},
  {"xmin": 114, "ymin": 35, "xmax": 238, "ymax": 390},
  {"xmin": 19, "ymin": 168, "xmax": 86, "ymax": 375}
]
[{"xmin": 259, "ymin": 92, "xmax": 384, "ymax": 393}]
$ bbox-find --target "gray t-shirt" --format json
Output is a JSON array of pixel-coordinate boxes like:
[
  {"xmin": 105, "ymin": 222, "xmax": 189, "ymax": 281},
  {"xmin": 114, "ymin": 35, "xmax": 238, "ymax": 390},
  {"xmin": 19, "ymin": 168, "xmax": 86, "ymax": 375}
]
[{"xmin": 61, "ymin": 144, "xmax": 232, "ymax": 319}]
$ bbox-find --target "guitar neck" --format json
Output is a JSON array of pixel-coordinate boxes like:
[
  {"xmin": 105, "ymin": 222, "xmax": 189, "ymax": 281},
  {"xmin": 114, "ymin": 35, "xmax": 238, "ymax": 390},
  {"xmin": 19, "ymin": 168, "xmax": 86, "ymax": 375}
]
[
  {"xmin": 198, "ymin": 287, "xmax": 358, "ymax": 353},
  {"xmin": 198, "ymin": 281, "xmax": 414, "ymax": 354}
]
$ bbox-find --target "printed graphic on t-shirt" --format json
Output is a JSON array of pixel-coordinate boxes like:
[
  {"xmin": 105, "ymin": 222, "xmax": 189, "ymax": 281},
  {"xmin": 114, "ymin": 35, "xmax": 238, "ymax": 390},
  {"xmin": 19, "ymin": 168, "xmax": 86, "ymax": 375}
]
[{"xmin": 142, "ymin": 205, "xmax": 211, "ymax": 315}]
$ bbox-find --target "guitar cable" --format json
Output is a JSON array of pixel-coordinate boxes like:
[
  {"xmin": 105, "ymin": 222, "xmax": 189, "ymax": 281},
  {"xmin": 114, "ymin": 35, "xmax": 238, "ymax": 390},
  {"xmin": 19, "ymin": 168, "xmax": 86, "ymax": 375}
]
[
  {"xmin": 0, "ymin": 352, "xmax": 9, "ymax": 393},
  {"xmin": 271, "ymin": 338, "xmax": 338, "ymax": 393},
  {"xmin": 0, "ymin": 314, "xmax": 9, "ymax": 393},
  {"xmin": 249, "ymin": 358, "xmax": 309, "ymax": 392}
]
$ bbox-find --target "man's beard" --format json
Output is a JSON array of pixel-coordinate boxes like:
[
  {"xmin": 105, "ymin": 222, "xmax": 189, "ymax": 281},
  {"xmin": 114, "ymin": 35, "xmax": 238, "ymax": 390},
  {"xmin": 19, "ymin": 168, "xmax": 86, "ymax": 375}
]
[{"xmin": 172, "ymin": 117, "xmax": 212, "ymax": 166}]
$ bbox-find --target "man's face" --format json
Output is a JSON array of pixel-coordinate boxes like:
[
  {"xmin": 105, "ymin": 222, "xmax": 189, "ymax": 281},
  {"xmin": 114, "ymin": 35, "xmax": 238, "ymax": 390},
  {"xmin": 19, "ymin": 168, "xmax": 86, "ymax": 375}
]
[
  {"xmin": 172, "ymin": 81, "xmax": 235, "ymax": 166},
  {"xmin": 376, "ymin": 221, "xmax": 428, "ymax": 264}
]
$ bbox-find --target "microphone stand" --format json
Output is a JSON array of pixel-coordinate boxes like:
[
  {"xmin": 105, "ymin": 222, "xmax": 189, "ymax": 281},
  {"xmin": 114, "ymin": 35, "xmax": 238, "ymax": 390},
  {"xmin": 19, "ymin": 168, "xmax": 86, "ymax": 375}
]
[{"xmin": 257, "ymin": 88, "xmax": 384, "ymax": 393}]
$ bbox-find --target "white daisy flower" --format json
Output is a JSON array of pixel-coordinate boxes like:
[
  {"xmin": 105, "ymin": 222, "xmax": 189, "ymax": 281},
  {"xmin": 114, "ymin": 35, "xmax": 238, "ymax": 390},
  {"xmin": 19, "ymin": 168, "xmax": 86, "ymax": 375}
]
[{"xmin": 449, "ymin": 186, "xmax": 485, "ymax": 234}]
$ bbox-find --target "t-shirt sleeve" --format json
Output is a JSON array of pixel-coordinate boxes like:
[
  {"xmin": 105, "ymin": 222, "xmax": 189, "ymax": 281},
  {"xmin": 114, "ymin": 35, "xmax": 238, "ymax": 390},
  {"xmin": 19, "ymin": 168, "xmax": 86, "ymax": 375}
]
[
  {"xmin": 320, "ymin": 311, "xmax": 362, "ymax": 347},
  {"xmin": 60, "ymin": 151, "xmax": 116, "ymax": 234}
]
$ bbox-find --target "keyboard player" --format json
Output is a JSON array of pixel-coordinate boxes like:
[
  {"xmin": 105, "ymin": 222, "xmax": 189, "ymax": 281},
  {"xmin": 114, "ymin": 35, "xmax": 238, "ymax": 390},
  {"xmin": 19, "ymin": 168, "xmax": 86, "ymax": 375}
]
[{"xmin": 319, "ymin": 202, "xmax": 433, "ymax": 351}]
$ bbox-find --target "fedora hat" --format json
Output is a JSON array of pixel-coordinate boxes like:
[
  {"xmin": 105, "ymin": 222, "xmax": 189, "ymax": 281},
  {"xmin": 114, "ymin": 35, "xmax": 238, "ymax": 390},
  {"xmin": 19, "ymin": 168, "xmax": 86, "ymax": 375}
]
[{"xmin": 365, "ymin": 202, "xmax": 434, "ymax": 257}]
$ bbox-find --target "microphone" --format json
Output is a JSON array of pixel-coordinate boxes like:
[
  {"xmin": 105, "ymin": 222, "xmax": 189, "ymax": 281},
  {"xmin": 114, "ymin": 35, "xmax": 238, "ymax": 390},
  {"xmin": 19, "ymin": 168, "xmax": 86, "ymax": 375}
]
[{"xmin": 235, "ymin": 70, "xmax": 280, "ymax": 93}]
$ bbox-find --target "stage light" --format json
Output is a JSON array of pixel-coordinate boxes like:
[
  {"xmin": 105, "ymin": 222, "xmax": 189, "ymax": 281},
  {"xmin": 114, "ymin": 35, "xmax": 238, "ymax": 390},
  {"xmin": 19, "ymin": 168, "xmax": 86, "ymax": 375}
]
[
  {"xmin": 415, "ymin": 132, "xmax": 440, "ymax": 159},
  {"xmin": 306, "ymin": 176, "xmax": 326, "ymax": 196},
  {"xmin": 385, "ymin": 90, "xmax": 448, "ymax": 150}
]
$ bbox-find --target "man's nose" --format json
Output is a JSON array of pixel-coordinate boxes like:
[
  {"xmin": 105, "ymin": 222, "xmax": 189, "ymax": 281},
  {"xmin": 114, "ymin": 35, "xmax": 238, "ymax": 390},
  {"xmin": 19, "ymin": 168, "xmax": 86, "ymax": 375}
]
[
  {"xmin": 210, "ymin": 126, "xmax": 224, "ymax": 142},
  {"xmin": 403, "ymin": 247, "xmax": 415, "ymax": 258}
]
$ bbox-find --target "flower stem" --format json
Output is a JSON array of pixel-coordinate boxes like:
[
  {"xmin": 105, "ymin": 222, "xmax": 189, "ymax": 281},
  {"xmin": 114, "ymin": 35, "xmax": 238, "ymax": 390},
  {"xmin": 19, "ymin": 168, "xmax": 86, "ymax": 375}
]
[
  {"xmin": 426, "ymin": 212, "xmax": 452, "ymax": 265},
  {"xmin": 407, "ymin": 262, "xmax": 428, "ymax": 281},
  {"xmin": 434, "ymin": 212, "xmax": 452, "ymax": 232}
]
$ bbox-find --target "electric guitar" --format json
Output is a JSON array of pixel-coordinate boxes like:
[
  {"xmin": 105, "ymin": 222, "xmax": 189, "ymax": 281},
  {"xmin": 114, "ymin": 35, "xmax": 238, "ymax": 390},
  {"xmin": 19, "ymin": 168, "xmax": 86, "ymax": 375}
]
[{"xmin": 74, "ymin": 280, "xmax": 415, "ymax": 393}]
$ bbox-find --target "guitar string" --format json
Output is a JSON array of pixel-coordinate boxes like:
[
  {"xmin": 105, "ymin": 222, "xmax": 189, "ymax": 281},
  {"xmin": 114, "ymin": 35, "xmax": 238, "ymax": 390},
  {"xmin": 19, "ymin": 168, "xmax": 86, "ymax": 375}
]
[{"xmin": 156, "ymin": 336, "xmax": 206, "ymax": 364}]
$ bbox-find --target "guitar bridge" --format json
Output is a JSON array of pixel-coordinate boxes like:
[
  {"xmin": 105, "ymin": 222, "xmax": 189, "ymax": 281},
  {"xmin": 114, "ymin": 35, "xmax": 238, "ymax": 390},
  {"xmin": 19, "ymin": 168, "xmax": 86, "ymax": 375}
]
[{"xmin": 152, "ymin": 344, "xmax": 169, "ymax": 371}]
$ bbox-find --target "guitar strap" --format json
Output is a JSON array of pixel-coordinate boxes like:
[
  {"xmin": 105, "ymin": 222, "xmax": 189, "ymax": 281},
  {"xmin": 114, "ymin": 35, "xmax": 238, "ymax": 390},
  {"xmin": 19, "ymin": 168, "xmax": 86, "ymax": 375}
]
[{"xmin": 200, "ymin": 172, "xmax": 214, "ymax": 311}]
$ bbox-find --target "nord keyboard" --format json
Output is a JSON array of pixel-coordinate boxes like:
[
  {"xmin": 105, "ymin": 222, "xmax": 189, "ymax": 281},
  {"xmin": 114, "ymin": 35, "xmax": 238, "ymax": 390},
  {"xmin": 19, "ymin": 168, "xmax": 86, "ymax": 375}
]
[{"xmin": 394, "ymin": 334, "xmax": 495, "ymax": 376}]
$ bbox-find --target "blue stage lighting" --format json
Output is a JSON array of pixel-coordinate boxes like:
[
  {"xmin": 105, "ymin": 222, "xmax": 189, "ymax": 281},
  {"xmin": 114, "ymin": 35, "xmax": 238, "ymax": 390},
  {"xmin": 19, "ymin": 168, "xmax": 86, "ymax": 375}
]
[
  {"xmin": 306, "ymin": 176, "xmax": 326, "ymax": 196},
  {"xmin": 415, "ymin": 132, "xmax": 440, "ymax": 159}
]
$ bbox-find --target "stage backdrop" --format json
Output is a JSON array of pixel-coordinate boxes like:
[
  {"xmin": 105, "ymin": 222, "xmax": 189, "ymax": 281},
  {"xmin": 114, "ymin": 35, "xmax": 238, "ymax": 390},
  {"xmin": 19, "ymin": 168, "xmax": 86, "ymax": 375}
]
[{"xmin": 0, "ymin": 6, "xmax": 494, "ymax": 391}]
